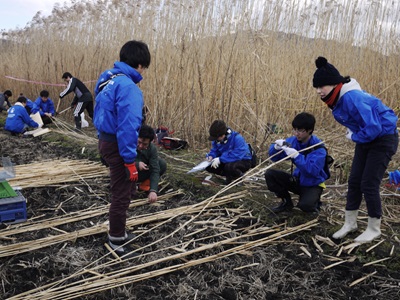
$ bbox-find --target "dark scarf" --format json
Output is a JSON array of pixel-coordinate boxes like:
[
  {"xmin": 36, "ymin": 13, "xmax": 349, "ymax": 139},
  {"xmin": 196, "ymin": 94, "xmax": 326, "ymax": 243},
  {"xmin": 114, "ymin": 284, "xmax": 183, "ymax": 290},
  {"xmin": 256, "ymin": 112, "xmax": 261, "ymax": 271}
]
[{"xmin": 321, "ymin": 83, "xmax": 343, "ymax": 109}]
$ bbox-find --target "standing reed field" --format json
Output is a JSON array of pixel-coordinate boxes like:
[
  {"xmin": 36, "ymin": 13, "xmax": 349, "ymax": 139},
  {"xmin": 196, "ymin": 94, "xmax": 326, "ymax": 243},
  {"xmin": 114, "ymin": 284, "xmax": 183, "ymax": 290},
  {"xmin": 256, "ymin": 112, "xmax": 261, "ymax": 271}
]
[{"xmin": 0, "ymin": 0, "xmax": 399, "ymax": 149}]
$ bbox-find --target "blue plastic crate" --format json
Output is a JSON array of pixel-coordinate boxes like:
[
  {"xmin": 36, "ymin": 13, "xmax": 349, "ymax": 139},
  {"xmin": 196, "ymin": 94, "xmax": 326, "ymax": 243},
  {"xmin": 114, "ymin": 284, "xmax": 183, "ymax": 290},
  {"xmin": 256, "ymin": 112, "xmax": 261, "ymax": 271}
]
[{"xmin": 0, "ymin": 192, "xmax": 27, "ymax": 224}]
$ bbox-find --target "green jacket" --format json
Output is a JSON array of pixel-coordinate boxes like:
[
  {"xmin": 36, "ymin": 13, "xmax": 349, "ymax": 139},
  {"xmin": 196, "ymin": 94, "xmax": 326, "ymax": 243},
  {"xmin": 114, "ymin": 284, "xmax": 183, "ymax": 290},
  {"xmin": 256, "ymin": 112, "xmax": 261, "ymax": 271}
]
[{"xmin": 135, "ymin": 143, "xmax": 161, "ymax": 193}]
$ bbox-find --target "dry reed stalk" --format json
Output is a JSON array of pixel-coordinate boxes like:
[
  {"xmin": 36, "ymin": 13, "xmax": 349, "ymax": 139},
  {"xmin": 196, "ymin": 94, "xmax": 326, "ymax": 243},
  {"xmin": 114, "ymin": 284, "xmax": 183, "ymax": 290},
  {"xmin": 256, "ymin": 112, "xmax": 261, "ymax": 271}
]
[
  {"xmin": 323, "ymin": 260, "xmax": 346, "ymax": 270},
  {"xmin": 365, "ymin": 240, "xmax": 385, "ymax": 253},
  {"xmin": 349, "ymin": 271, "xmax": 377, "ymax": 287},
  {"xmin": 8, "ymin": 159, "xmax": 108, "ymax": 189},
  {"xmin": 300, "ymin": 246, "xmax": 312, "ymax": 258},
  {"xmin": 233, "ymin": 263, "xmax": 259, "ymax": 271},
  {"xmin": 10, "ymin": 219, "xmax": 318, "ymax": 299},
  {"xmin": 2, "ymin": 0, "xmax": 400, "ymax": 150},
  {"xmin": 0, "ymin": 190, "xmax": 184, "ymax": 238},
  {"xmin": 0, "ymin": 191, "xmax": 246, "ymax": 258},
  {"xmin": 363, "ymin": 257, "xmax": 391, "ymax": 267}
]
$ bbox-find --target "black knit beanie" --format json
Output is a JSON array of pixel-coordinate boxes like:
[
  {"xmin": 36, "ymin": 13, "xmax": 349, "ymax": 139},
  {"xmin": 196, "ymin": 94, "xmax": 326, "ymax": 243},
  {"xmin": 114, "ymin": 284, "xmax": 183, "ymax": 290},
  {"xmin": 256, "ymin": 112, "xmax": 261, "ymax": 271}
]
[{"xmin": 313, "ymin": 57, "xmax": 345, "ymax": 88}]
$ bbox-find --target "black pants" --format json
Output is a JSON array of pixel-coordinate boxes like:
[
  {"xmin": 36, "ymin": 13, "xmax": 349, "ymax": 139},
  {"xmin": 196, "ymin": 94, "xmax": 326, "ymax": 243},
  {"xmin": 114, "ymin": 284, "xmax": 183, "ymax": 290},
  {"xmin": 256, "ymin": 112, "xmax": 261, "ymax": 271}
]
[
  {"xmin": 206, "ymin": 160, "xmax": 251, "ymax": 183},
  {"xmin": 41, "ymin": 115, "xmax": 53, "ymax": 125},
  {"xmin": 73, "ymin": 101, "xmax": 94, "ymax": 129},
  {"xmin": 265, "ymin": 169, "xmax": 323, "ymax": 212},
  {"xmin": 346, "ymin": 132, "xmax": 398, "ymax": 218}
]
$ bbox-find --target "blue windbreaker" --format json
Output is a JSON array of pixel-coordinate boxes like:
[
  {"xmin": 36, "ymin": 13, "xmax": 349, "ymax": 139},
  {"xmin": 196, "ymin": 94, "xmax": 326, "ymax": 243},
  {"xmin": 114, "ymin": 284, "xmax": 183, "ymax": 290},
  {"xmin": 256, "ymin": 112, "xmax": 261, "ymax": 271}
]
[
  {"xmin": 333, "ymin": 79, "xmax": 398, "ymax": 143},
  {"xmin": 26, "ymin": 99, "xmax": 39, "ymax": 114},
  {"xmin": 5, "ymin": 103, "xmax": 39, "ymax": 133},
  {"xmin": 34, "ymin": 97, "xmax": 56, "ymax": 116},
  {"xmin": 207, "ymin": 129, "xmax": 252, "ymax": 163},
  {"xmin": 94, "ymin": 61, "xmax": 143, "ymax": 164},
  {"xmin": 268, "ymin": 135, "xmax": 328, "ymax": 186}
]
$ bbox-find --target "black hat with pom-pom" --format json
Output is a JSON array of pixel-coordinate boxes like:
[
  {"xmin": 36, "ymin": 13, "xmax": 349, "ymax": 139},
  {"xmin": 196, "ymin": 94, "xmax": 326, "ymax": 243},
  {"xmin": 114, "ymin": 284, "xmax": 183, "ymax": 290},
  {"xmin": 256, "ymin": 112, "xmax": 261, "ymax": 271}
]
[{"xmin": 313, "ymin": 57, "xmax": 345, "ymax": 88}]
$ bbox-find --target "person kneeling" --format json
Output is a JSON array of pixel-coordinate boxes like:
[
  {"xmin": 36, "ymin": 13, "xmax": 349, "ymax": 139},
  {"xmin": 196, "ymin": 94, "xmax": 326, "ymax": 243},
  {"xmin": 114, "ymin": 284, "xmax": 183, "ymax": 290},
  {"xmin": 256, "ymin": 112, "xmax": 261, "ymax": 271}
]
[
  {"xmin": 5, "ymin": 96, "xmax": 41, "ymax": 135},
  {"xmin": 134, "ymin": 124, "xmax": 167, "ymax": 203},
  {"xmin": 265, "ymin": 112, "xmax": 329, "ymax": 213},
  {"xmin": 205, "ymin": 120, "xmax": 252, "ymax": 185}
]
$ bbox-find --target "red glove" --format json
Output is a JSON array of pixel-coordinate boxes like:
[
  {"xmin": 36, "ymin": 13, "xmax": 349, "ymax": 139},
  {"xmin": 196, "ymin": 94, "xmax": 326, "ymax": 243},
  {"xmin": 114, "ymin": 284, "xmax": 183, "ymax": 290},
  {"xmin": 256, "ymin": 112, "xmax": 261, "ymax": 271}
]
[{"xmin": 124, "ymin": 163, "xmax": 138, "ymax": 182}]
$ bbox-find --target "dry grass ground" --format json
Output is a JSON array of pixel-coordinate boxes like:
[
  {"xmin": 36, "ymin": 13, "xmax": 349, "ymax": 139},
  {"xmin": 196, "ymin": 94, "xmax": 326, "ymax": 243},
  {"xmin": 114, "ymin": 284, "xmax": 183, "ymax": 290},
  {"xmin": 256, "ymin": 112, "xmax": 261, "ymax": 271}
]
[
  {"xmin": 0, "ymin": 116, "xmax": 399, "ymax": 300},
  {"xmin": 0, "ymin": 0, "xmax": 399, "ymax": 149}
]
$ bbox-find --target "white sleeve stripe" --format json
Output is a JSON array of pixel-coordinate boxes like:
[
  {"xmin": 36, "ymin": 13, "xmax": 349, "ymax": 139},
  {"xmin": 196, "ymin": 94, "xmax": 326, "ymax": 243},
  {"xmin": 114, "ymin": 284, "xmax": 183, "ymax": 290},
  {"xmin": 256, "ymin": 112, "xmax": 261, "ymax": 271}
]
[{"xmin": 60, "ymin": 78, "xmax": 73, "ymax": 97}]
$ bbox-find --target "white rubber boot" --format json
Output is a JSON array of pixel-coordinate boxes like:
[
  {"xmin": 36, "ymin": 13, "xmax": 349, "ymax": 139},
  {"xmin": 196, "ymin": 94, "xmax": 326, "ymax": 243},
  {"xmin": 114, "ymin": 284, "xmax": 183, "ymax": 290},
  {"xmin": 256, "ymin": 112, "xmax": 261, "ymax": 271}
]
[
  {"xmin": 332, "ymin": 210, "xmax": 358, "ymax": 239},
  {"xmin": 354, "ymin": 217, "xmax": 381, "ymax": 243}
]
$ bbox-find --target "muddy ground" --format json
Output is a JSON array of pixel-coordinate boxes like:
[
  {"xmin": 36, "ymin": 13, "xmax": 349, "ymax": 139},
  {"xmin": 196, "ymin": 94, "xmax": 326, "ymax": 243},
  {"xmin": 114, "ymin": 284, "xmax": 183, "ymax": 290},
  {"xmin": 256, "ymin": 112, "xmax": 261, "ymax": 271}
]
[{"xmin": 0, "ymin": 118, "xmax": 399, "ymax": 300}]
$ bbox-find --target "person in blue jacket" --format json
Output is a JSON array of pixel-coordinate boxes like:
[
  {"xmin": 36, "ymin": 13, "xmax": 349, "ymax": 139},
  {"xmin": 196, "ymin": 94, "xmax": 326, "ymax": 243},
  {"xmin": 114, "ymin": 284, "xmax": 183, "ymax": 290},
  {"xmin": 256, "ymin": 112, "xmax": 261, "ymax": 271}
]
[
  {"xmin": 4, "ymin": 96, "xmax": 40, "ymax": 135},
  {"xmin": 313, "ymin": 56, "xmax": 398, "ymax": 243},
  {"xmin": 20, "ymin": 93, "xmax": 39, "ymax": 115},
  {"xmin": 205, "ymin": 120, "xmax": 252, "ymax": 184},
  {"xmin": 35, "ymin": 90, "xmax": 56, "ymax": 125},
  {"xmin": 94, "ymin": 40, "xmax": 151, "ymax": 257},
  {"xmin": 265, "ymin": 112, "xmax": 328, "ymax": 213}
]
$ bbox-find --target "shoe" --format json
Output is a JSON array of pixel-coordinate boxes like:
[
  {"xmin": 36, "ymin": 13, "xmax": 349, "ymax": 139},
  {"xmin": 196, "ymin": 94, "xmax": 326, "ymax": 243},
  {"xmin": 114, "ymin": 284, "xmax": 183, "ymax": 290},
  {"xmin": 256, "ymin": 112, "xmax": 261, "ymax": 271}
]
[
  {"xmin": 138, "ymin": 179, "xmax": 151, "ymax": 191},
  {"xmin": 202, "ymin": 175, "xmax": 217, "ymax": 186},
  {"xmin": 125, "ymin": 232, "xmax": 137, "ymax": 242},
  {"xmin": 272, "ymin": 198, "xmax": 294, "ymax": 213},
  {"xmin": 108, "ymin": 235, "xmax": 138, "ymax": 259}
]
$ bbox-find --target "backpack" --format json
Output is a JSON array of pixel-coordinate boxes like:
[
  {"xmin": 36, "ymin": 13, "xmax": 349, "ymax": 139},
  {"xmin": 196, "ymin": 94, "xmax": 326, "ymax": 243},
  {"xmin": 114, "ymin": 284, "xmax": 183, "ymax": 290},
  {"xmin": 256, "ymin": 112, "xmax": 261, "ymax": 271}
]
[
  {"xmin": 160, "ymin": 137, "xmax": 188, "ymax": 150},
  {"xmin": 302, "ymin": 145, "xmax": 334, "ymax": 179},
  {"xmin": 155, "ymin": 126, "xmax": 173, "ymax": 145},
  {"xmin": 248, "ymin": 143, "xmax": 257, "ymax": 168}
]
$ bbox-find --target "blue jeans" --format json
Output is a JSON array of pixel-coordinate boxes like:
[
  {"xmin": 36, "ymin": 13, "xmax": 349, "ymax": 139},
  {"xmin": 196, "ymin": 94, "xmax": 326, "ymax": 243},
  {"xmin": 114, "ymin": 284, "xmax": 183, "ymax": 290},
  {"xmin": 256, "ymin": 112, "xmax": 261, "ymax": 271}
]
[{"xmin": 346, "ymin": 132, "xmax": 398, "ymax": 218}]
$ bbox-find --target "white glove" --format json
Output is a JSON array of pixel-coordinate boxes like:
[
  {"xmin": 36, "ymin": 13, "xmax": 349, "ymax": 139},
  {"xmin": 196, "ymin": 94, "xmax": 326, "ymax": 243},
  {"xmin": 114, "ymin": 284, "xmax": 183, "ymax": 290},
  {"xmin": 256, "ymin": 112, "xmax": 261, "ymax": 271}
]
[
  {"xmin": 211, "ymin": 157, "xmax": 221, "ymax": 169},
  {"xmin": 346, "ymin": 129, "xmax": 353, "ymax": 141},
  {"xmin": 282, "ymin": 146, "xmax": 299, "ymax": 158},
  {"xmin": 274, "ymin": 139, "xmax": 286, "ymax": 150},
  {"xmin": 38, "ymin": 123, "xmax": 43, "ymax": 128}
]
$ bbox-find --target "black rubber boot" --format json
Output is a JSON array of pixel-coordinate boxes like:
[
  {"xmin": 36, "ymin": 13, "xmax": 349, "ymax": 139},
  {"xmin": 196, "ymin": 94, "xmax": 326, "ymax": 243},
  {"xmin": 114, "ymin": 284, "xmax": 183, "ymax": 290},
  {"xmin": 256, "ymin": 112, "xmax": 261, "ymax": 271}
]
[{"xmin": 272, "ymin": 198, "xmax": 294, "ymax": 213}]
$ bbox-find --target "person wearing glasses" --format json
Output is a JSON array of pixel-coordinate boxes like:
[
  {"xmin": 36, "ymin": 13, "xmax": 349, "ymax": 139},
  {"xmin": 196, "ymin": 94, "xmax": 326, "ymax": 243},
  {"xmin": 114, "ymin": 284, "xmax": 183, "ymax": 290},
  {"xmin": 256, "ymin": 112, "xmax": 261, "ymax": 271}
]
[
  {"xmin": 265, "ymin": 112, "xmax": 329, "ymax": 213},
  {"xmin": 312, "ymin": 56, "xmax": 398, "ymax": 243},
  {"xmin": 205, "ymin": 120, "xmax": 252, "ymax": 185}
]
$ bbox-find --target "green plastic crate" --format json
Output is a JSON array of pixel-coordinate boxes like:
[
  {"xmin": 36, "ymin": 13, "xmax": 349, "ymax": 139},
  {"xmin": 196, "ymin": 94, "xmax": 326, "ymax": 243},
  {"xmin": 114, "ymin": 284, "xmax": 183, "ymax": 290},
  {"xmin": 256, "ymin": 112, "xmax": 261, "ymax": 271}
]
[{"xmin": 0, "ymin": 181, "xmax": 17, "ymax": 199}]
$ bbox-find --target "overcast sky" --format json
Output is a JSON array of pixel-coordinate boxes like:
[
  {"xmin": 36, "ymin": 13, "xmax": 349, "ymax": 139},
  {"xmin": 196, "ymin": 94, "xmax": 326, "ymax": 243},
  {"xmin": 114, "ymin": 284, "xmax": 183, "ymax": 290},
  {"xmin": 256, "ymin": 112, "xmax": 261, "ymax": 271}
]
[{"xmin": 0, "ymin": 0, "xmax": 72, "ymax": 31}]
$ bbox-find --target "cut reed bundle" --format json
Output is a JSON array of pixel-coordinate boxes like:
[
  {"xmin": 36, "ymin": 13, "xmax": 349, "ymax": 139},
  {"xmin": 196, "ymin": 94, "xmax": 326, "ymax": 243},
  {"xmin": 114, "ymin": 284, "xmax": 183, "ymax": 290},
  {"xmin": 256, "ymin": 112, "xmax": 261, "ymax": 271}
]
[{"xmin": 8, "ymin": 159, "xmax": 108, "ymax": 189}]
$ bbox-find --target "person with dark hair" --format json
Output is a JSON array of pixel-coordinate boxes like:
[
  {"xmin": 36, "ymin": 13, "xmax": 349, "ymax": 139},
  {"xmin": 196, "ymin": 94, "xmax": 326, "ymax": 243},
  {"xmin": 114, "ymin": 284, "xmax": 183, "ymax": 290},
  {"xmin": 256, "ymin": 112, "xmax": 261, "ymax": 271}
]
[
  {"xmin": 60, "ymin": 72, "xmax": 93, "ymax": 131},
  {"xmin": 205, "ymin": 120, "xmax": 252, "ymax": 185},
  {"xmin": 134, "ymin": 124, "xmax": 167, "ymax": 203},
  {"xmin": 313, "ymin": 56, "xmax": 398, "ymax": 243},
  {"xmin": 94, "ymin": 40, "xmax": 151, "ymax": 257},
  {"xmin": 265, "ymin": 112, "xmax": 329, "ymax": 213},
  {"xmin": 35, "ymin": 90, "xmax": 56, "ymax": 125},
  {"xmin": 0, "ymin": 90, "xmax": 13, "ymax": 112},
  {"xmin": 19, "ymin": 93, "xmax": 39, "ymax": 115},
  {"xmin": 4, "ymin": 96, "xmax": 41, "ymax": 135}
]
